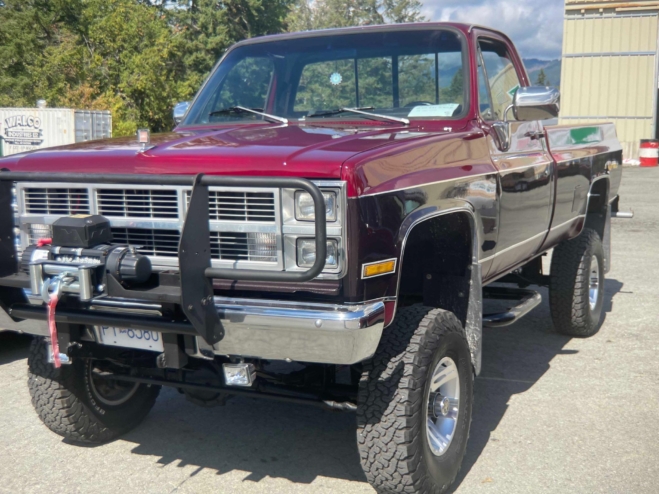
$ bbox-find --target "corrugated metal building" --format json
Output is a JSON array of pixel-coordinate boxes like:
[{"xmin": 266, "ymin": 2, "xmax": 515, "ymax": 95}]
[{"xmin": 561, "ymin": 0, "xmax": 659, "ymax": 160}]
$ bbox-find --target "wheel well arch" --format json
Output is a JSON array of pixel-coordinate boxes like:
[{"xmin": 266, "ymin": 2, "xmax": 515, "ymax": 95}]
[{"xmin": 396, "ymin": 210, "xmax": 477, "ymax": 328}]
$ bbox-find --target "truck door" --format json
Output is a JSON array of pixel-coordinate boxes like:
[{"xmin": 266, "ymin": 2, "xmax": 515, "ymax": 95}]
[{"xmin": 475, "ymin": 34, "xmax": 554, "ymax": 278}]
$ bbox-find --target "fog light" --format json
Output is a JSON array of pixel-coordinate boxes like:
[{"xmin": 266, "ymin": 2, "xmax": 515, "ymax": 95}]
[{"xmin": 223, "ymin": 363, "xmax": 256, "ymax": 387}]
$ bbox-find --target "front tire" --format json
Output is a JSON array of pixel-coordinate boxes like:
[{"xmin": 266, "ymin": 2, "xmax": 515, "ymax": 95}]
[
  {"xmin": 27, "ymin": 337, "xmax": 160, "ymax": 443},
  {"xmin": 357, "ymin": 306, "xmax": 473, "ymax": 494},
  {"xmin": 549, "ymin": 228, "xmax": 605, "ymax": 337}
]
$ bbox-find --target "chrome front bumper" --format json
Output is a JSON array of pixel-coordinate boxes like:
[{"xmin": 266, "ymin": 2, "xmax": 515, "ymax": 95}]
[
  {"xmin": 5, "ymin": 297, "xmax": 386, "ymax": 366},
  {"xmin": 208, "ymin": 297, "xmax": 385, "ymax": 365}
]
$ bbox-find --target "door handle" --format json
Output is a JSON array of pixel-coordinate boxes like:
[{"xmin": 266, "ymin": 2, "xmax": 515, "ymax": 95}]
[{"xmin": 524, "ymin": 131, "xmax": 546, "ymax": 140}]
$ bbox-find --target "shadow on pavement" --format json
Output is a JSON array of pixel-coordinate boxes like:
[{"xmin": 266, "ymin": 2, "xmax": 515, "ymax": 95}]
[
  {"xmin": 123, "ymin": 389, "xmax": 367, "ymax": 484},
  {"xmin": 57, "ymin": 279, "xmax": 623, "ymax": 488},
  {"xmin": 451, "ymin": 278, "xmax": 623, "ymax": 491},
  {"xmin": 0, "ymin": 331, "xmax": 32, "ymax": 365}
]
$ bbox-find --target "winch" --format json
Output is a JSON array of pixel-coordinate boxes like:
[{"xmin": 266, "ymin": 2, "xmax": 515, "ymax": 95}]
[{"xmin": 22, "ymin": 215, "xmax": 152, "ymax": 302}]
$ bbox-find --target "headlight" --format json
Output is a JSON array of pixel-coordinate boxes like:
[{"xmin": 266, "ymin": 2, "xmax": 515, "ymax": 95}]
[
  {"xmin": 296, "ymin": 238, "xmax": 338, "ymax": 268},
  {"xmin": 295, "ymin": 190, "xmax": 337, "ymax": 222}
]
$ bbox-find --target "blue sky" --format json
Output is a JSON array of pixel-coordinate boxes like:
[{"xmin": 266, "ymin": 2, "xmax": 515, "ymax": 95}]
[{"xmin": 424, "ymin": 0, "xmax": 564, "ymax": 60}]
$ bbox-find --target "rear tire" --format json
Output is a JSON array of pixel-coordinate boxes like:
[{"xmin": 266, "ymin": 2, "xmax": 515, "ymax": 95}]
[
  {"xmin": 357, "ymin": 306, "xmax": 473, "ymax": 494},
  {"xmin": 27, "ymin": 337, "xmax": 160, "ymax": 443},
  {"xmin": 549, "ymin": 228, "xmax": 605, "ymax": 337}
]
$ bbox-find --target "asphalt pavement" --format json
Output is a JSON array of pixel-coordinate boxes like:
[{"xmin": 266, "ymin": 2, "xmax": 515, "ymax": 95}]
[{"xmin": 0, "ymin": 167, "xmax": 657, "ymax": 494}]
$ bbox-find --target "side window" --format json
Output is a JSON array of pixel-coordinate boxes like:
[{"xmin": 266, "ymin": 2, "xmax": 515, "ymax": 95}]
[
  {"xmin": 212, "ymin": 57, "xmax": 274, "ymax": 114},
  {"xmin": 477, "ymin": 52, "xmax": 494, "ymax": 120},
  {"xmin": 478, "ymin": 39, "xmax": 521, "ymax": 121}
]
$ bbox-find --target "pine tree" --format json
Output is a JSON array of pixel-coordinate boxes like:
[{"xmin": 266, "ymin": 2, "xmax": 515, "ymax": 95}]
[{"xmin": 536, "ymin": 68, "xmax": 550, "ymax": 87}]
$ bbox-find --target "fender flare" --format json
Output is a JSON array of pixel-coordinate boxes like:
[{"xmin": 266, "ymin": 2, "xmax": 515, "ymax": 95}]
[{"xmin": 393, "ymin": 204, "xmax": 483, "ymax": 375}]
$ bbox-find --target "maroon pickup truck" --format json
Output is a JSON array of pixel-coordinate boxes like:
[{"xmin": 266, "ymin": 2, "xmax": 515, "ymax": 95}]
[{"xmin": 0, "ymin": 23, "xmax": 627, "ymax": 493}]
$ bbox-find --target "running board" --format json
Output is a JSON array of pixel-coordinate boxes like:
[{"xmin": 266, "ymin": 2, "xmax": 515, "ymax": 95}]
[{"xmin": 482, "ymin": 287, "xmax": 542, "ymax": 328}]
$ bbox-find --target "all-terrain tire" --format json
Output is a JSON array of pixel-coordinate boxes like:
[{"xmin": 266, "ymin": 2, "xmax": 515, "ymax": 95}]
[
  {"xmin": 549, "ymin": 228, "xmax": 605, "ymax": 337},
  {"xmin": 27, "ymin": 337, "xmax": 160, "ymax": 443},
  {"xmin": 357, "ymin": 306, "xmax": 473, "ymax": 494}
]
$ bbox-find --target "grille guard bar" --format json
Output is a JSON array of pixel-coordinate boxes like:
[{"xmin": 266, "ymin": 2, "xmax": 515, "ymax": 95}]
[{"xmin": 0, "ymin": 171, "xmax": 328, "ymax": 345}]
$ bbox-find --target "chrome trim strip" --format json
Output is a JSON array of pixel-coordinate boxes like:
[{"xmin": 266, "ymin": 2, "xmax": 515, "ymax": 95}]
[
  {"xmin": 549, "ymin": 214, "xmax": 586, "ymax": 233},
  {"xmin": 360, "ymin": 171, "xmax": 495, "ymax": 197},
  {"xmin": 214, "ymin": 298, "xmax": 382, "ymax": 329},
  {"xmin": 478, "ymin": 230, "xmax": 547, "ymax": 263},
  {"xmin": 494, "ymin": 161, "xmax": 552, "ymax": 174}
]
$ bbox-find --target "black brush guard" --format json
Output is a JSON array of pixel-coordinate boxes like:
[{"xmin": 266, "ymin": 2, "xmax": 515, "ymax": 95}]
[{"xmin": 0, "ymin": 171, "xmax": 327, "ymax": 345}]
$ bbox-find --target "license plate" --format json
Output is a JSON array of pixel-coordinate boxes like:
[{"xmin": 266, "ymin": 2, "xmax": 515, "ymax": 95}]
[{"xmin": 96, "ymin": 326, "xmax": 164, "ymax": 352}]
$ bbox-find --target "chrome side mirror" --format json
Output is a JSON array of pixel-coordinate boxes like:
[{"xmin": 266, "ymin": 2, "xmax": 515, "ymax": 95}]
[
  {"xmin": 513, "ymin": 86, "xmax": 560, "ymax": 121},
  {"xmin": 173, "ymin": 101, "xmax": 190, "ymax": 125}
]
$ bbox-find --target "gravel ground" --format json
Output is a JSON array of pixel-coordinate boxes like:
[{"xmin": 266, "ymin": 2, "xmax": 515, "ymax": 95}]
[{"xmin": 0, "ymin": 167, "xmax": 657, "ymax": 494}]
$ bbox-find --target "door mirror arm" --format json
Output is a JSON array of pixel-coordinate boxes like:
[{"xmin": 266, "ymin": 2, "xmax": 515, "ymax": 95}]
[
  {"xmin": 491, "ymin": 104, "xmax": 513, "ymax": 152},
  {"xmin": 492, "ymin": 120, "xmax": 511, "ymax": 152}
]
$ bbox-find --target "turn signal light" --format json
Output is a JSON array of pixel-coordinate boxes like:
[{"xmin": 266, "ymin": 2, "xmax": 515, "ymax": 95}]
[{"xmin": 362, "ymin": 259, "xmax": 397, "ymax": 279}]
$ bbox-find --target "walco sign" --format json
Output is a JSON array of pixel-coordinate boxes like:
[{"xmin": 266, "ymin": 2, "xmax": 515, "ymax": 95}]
[
  {"xmin": 3, "ymin": 114, "xmax": 44, "ymax": 147},
  {"xmin": 0, "ymin": 108, "xmax": 111, "ymax": 156}
]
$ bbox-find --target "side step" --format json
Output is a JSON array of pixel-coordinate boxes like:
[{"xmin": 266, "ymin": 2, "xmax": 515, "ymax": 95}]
[{"xmin": 482, "ymin": 286, "xmax": 542, "ymax": 328}]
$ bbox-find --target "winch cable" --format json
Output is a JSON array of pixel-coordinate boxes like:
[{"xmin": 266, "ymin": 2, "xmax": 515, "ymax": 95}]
[
  {"xmin": 47, "ymin": 290, "xmax": 61, "ymax": 368},
  {"xmin": 41, "ymin": 275, "xmax": 68, "ymax": 368}
]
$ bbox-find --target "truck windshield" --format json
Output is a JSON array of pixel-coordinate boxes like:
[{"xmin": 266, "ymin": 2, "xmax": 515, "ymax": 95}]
[{"xmin": 182, "ymin": 28, "xmax": 468, "ymax": 126}]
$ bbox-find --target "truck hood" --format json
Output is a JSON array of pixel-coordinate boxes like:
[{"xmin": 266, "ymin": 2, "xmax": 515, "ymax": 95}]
[{"xmin": 0, "ymin": 123, "xmax": 441, "ymax": 179}]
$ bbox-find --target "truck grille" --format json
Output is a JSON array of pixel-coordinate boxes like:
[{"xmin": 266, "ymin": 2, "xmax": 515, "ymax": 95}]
[
  {"xmin": 111, "ymin": 228, "xmax": 181, "ymax": 257},
  {"xmin": 110, "ymin": 229, "xmax": 277, "ymax": 263},
  {"xmin": 17, "ymin": 183, "xmax": 283, "ymax": 270},
  {"xmin": 98, "ymin": 189, "xmax": 179, "ymax": 219},
  {"xmin": 23, "ymin": 188, "xmax": 90, "ymax": 215},
  {"xmin": 189, "ymin": 190, "xmax": 276, "ymax": 222}
]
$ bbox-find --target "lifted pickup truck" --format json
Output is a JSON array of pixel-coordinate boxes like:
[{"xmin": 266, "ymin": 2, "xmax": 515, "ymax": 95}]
[{"xmin": 0, "ymin": 23, "xmax": 626, "ymax": 493}]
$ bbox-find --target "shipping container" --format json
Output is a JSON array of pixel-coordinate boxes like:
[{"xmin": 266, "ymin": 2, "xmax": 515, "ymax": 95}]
[{"xmin": 0, "ymin": 108, "xmax": 112, "ymax": 157}]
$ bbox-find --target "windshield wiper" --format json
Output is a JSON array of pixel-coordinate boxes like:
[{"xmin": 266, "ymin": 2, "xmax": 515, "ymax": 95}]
[
  {"xmin": 208, "ymin": 106, "xmax": 288, "ymax": 125},
  {"xmin": 305, "ymin": 107, "xmax": 409, "ymax": 125}
]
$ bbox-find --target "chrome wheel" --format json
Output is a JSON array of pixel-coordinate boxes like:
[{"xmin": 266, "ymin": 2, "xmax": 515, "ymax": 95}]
[
  {"xmin": 589, "ymin": 255, "xmax": 600, "ymax": 311},
  {"xmin": 88, "ymin": 366, "xmax": 139, "ymax": 407},
  {"xmin": 426, "ymin": 357, "xmax": 460, "ymax": 456}
]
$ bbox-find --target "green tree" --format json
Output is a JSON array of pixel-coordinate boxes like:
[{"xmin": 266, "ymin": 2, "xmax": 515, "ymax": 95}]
[
  {"xmin": 286, "ymin": 0, "xmax": 423, "ymax": 32},
  {"xmin": 535, "ymin": 68, "xmax": 550, "ymax": 86},
  {"xmin": 0, "ymin": 0, "xmax": 187, "ymax": 135},
  {"xmin": 167, "ymin": 0, "xmax": 293, "ymax": 94}
]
